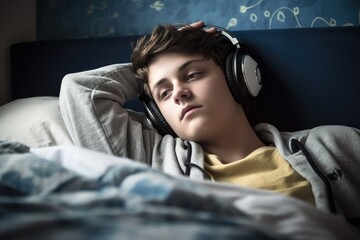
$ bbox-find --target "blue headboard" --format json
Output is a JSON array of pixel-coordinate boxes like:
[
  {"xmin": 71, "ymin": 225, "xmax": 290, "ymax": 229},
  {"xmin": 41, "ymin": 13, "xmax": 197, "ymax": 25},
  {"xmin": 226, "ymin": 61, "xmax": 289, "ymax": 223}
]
[{"xmin": 10, "ymin": 26, "xmax": 360, "ymax": 131}]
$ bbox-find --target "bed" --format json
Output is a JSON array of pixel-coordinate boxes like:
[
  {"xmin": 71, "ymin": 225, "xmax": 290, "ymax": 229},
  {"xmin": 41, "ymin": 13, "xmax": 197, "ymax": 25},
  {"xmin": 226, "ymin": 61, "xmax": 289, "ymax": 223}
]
[{"xmin": 1, "ymin": 26, "xmax": 360, "ymax": 239}]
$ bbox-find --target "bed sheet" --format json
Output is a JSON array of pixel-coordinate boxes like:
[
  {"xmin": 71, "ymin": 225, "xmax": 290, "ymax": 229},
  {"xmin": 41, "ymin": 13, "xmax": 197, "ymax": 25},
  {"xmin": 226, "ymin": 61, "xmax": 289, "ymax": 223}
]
[{"xmin": 1, "ymin": 141, "xmax": 359, "ymax": 240}]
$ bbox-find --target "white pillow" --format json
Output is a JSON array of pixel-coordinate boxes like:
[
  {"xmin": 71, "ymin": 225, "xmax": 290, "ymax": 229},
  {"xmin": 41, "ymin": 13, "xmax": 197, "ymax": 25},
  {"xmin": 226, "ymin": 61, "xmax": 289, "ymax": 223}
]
[{"xmin": 0, "ymin": 96, "xmax": 73, "ymax": 148}]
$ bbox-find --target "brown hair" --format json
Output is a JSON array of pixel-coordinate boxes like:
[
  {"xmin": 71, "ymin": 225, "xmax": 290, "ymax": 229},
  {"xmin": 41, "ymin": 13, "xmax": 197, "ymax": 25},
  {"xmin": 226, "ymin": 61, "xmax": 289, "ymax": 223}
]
[{"xmin": 131, "ymin": 24, "xmax": 233, "ymax": 97}]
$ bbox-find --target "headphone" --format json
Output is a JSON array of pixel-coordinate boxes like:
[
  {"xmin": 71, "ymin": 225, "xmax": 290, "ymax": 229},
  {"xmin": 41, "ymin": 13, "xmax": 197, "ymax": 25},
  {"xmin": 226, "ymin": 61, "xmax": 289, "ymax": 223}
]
[{"xmin": 140, "ymin": 25, "xmax": 263, "ymax": 137}]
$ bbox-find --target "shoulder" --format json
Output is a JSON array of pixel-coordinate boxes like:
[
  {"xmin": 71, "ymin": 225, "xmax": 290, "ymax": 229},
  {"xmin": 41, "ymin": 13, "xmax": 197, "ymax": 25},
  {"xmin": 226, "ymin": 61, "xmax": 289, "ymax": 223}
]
[
  {"xmin": 255, "ymin": 123, "xmax": 360, "ymax": 150},
  {"xmin": 307, "ymin": 125, "xmax": 360, "ymax": 140},
  {"xmin": 255, "ymin": 123, "xmax": 359, "ymax": 139},
  {"xmin": 303, "ymin": 126, "xmax": 360, "ymax": 160}
]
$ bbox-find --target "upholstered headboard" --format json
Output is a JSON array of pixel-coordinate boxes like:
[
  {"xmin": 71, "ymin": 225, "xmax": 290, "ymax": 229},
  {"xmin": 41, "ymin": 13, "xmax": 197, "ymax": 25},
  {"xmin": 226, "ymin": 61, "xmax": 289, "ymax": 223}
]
[{"xmin": 10, "ymin": 26, "xmax": 360, "ymax": 131}]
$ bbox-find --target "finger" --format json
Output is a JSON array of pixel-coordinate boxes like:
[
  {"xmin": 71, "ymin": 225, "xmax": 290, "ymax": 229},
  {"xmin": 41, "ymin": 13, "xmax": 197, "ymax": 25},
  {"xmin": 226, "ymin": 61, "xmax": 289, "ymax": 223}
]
[
  {"xmin": 204, "ymin": 27, "xmax": 217, "ymax": 33},
  {"xmin": 189, "ymin": 21, "xmax": 205, "ymax": 29}
]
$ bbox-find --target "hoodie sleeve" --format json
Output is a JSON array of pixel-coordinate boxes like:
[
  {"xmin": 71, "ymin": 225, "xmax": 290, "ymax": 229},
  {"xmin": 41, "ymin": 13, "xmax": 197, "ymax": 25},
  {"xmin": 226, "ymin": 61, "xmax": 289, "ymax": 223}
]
[{"xmin": 59, "ymin": 63, "xmax": 155, "ymax": 163}]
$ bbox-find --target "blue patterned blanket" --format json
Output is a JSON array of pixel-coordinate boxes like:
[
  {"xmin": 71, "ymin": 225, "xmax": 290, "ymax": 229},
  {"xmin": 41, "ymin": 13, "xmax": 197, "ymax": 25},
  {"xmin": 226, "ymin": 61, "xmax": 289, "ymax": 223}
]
[{"xmin": 0, "ymin": 141, "xmax": 358, "ymax": 240}]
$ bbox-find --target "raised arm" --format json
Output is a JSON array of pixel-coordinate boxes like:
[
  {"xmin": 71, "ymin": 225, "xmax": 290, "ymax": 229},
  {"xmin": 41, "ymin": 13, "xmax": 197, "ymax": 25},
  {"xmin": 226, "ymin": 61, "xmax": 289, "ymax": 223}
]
[{"xmin": 59, "ymin": 63, "xmax": 155, "ymax": 162}]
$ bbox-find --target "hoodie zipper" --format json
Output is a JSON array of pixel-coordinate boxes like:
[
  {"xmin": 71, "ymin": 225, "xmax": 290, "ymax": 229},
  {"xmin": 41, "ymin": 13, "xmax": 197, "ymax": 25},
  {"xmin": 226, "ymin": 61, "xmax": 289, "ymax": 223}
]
[{"xmin": 291, "ymin": 139, "xmax": 336, "ymax": 214}]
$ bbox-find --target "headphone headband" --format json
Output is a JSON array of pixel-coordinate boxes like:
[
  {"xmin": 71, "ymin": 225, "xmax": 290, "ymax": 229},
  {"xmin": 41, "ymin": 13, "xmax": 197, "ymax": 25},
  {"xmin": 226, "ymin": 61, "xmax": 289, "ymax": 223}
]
[{"xmin": 204, "ymin": 25, "xmax": 240, "ymax": 48}]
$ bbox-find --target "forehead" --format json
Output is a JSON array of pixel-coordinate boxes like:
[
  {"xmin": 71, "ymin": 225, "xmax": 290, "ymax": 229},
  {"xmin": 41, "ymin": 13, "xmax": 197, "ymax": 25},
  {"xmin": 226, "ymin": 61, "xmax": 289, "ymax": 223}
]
[{"xmin": 148, "ymin": 53, "xmax": 206, "ymax": 85}]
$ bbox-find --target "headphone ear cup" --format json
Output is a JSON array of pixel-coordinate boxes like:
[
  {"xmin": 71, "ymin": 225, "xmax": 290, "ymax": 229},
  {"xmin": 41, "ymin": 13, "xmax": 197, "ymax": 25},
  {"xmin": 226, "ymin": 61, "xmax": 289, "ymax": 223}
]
[
  {"xmin": 140, "ymin": 95, "xmax": 177, "ymax": 137},
  {"xmin": 225, "ymin": 51, "xmax": 250, "ymax": 103}
]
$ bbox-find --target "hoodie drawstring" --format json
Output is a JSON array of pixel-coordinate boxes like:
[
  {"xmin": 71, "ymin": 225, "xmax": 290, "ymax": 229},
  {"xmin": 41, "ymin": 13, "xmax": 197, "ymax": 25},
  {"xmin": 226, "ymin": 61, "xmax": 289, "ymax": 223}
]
[{"xmin": 183, "ymin": 142, "xmax": 212, "ymax": 180}]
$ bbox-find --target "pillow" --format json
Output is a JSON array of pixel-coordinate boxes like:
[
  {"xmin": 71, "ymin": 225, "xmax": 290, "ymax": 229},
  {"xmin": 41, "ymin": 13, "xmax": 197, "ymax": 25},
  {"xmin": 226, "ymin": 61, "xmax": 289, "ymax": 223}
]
[{"xmin": 0, "ymin": 96, "xmax": 73, "ymax": 148}]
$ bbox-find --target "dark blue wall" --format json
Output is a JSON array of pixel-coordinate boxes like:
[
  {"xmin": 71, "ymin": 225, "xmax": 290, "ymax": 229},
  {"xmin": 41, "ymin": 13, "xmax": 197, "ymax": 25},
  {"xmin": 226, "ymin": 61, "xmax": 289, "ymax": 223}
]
[{"xmin": 37, "ymin": 0, "xmax": 360, "ymax": 40}]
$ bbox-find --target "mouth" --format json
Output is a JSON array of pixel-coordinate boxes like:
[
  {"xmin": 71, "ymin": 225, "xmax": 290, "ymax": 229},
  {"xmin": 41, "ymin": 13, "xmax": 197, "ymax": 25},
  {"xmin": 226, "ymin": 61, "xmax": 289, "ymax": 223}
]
[{"xmin": 180, "ymin": 105, "xmax": 202, "ymax": 120}]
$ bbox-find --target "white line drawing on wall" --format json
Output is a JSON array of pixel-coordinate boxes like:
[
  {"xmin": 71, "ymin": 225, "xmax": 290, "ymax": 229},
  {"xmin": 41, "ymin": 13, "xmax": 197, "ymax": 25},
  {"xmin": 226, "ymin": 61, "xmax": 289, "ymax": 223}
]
[
  {"xmin": 150, "ymin": 1, "xmax": 164, "ymax": 11},
  {"xmin": 226, "ymin": 17, "xmax": 238, "ymax": 29},
  {"xmin": 311, "ymin": 17, "xmax": 336, "ymax": 27},
  {"xmin": 250, "ymin": 13, "xmax": 258, "ymax": 22},
  {"xmin": 266, "ymin": 7, "xmax": 302, "ymax": 29},
  {"xmin": 240, "ymin": 0, "xmax": 263, "ymax": 14},
  {"xmin": 239, "ymin": 2, "xmax": 356, "ymax": 29}
]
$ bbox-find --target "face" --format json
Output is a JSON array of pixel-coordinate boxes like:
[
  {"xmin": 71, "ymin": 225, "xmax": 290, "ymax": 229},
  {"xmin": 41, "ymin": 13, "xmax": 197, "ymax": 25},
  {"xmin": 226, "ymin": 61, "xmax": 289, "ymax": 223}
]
[{"xmin": 148, "ymin": 52, "xmax": 243, "ymax": 142}]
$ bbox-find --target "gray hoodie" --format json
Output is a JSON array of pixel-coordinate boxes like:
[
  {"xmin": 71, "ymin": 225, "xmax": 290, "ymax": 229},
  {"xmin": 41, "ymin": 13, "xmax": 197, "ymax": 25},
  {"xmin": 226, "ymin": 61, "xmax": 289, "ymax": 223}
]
[{"xmin": 59, "ymin": 63, "xmax": 360, "ymax": 227}]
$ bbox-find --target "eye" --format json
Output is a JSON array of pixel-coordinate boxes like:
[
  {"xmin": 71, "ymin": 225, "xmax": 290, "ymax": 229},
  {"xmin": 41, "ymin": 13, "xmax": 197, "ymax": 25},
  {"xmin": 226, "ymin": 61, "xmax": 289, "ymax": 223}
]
[
  {"xmin": 187, "ymin": 72, "xmax": 202, "ymax": 81},
  {"xmin": 159, "ymin": 89, "xmax": 172, "ymax": 100}
]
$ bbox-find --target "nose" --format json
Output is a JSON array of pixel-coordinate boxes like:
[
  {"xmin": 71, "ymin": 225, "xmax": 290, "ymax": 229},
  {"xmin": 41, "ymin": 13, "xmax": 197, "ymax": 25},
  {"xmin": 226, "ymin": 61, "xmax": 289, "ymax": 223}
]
[{"xmin": 173, "ymin": 84, "xmax": 191, "ymax": 104}]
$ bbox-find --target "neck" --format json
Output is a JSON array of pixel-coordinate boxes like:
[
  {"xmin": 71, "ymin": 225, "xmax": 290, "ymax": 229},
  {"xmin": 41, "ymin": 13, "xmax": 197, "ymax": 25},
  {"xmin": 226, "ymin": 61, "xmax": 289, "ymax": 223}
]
[{"xmin": 201, "ymin": 112, "xmax": 265, "ymax": 164}]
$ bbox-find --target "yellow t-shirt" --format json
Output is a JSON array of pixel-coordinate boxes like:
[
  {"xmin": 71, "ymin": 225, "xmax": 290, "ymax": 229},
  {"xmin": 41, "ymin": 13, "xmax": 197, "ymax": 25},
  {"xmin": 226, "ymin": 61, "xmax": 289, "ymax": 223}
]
[{"xmin": 204, "ymin": 146, "xmax": 315, "ymax": 205}]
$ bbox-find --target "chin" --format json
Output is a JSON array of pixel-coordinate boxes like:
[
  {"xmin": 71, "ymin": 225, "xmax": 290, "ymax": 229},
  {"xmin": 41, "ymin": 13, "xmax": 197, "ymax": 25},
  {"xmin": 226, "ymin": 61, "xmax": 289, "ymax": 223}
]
[
  {"xmin": 181, "ymin": 130, "xmax": 209, "ymax": 142},
  {"xmin": 178, "ymin": 120, "xmax": 212, "ymax": 141}
]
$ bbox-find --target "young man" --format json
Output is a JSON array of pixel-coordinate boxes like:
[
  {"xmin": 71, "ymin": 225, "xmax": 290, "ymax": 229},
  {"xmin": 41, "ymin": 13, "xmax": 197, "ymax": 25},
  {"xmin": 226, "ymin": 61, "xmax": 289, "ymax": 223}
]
[{"xmin": 59, "ymin": 21, "xmax": 360, "ymax": 228}]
